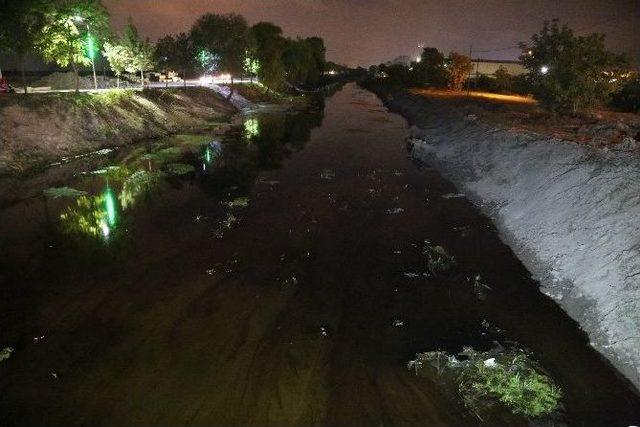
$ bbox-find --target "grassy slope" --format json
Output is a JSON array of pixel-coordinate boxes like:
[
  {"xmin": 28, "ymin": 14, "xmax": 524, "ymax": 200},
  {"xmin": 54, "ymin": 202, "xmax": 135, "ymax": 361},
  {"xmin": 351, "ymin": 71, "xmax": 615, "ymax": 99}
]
[{"xmin": 0, "ymin": 88, "xmax": 237, "ymax": 174}]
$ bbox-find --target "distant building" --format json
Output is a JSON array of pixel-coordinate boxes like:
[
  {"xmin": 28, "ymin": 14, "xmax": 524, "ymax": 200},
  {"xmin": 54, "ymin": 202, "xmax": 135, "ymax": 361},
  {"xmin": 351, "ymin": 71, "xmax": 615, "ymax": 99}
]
[{"xmin": 471, "ymin": 59, "xmax": 526, "ymax": 78}]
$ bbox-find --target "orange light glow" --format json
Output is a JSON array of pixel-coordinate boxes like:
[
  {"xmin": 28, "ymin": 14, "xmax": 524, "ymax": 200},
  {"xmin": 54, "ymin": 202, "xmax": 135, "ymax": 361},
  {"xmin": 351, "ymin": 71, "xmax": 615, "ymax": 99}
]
[{"xmin": 410, "ymin": 88, "xmax": 537, "ymax": 105}]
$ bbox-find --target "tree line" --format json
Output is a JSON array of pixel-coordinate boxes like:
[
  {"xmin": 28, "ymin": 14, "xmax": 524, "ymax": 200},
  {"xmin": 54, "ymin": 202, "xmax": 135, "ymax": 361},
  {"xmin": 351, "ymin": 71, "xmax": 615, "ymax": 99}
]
[
  {"xmin": 0, "ymin": 0, "xmax": 327, "ymax": 94},
  {"xmin": 368, "ymin": 20, "xmax": 637, "ymax": 114}
]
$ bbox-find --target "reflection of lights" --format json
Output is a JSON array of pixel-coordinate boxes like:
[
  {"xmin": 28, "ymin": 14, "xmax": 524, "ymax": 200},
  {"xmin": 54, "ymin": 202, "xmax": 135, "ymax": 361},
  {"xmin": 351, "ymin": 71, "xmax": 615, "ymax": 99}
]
[
  {"xmin": 104, "ymin": 186, "xmax": 117, "ymax": 226},
  {"xmin": 540, "ymin": 65, "xmax": 549, "ymax": 75},
  {"xmin": 244, "ymin": 118, "xmax": 259, "ymax": 140},
  {"xmin": 416, "ymin": 57, "xmax": 422, "ymax": 63}
]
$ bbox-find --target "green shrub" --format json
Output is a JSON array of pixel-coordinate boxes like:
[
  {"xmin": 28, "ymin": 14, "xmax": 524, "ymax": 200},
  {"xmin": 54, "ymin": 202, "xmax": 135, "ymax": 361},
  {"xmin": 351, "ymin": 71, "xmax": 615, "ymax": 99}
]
[{"xmin": 611, "ymin": 76, "xmax": 640, "ymax": 113}]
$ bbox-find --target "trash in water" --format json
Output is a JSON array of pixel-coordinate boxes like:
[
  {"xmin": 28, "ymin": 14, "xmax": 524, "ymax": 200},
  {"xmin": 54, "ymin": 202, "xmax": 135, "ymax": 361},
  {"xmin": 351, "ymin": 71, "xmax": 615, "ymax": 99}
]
[
  {"xmin": 484, "ymin": 358, "xmax": 497, "ymax": 367},
  {"xmin": 393, "ymin": 250, "xmax": 402, "ymax": 255},
  {"xmin": 206, "ymin": 268, "xmax": 216, "ymax": 276},
  {"xmin": 51, "ymin": 372, "xmax": 58, "ymax": 380},
  {"xmin": 320, "ymin": 326, "xmax": 328, "ymax": 337},
  {"xmin": 472, "ymin": 275, "xmax": 492, "ymax": 300},
  {"xmin": 441, "ymin": 193, "xmax": 465, "ymax": 199},
  {"xmin": 221, "ymin": 212, "xmax": 237, "ymax": 228},
  {"xmin": 423, "ymin": 241, "xmax": 456, "ymax": 275},
  {"xmin": 387, "ymin": 207, "xmax": 404, "ymax": 215},
  {"xmin": 223, "ymin": 197, "xmax": 250, "ymax": 209},
  {"xmin": 392, "ymin": 170, "xmax": 403, "ymax": 176},
  {"xmin": 320, "ymin": 169, "xmax": 335, "ymax": 180},
  {"xmin": 404, "ymin": 272, "xmax": 420, "ymax": 278},
  {"xmin": 0, "ymin": 347, "xmax": 14, "ymax": 362},
  {"xmin": 43, "ymin": 187, "xmax": 87, "ymax": 199},
  {"xmin": 408, "ymin": 345, "xmax": 563, "ymax": 420},
  {"xmin": 392, "ymin": 320, "xmax": 404, "ymax": 327},
  {"xmin": 33, "ymin": 335, "xmax": 45, "ymax": 343}
]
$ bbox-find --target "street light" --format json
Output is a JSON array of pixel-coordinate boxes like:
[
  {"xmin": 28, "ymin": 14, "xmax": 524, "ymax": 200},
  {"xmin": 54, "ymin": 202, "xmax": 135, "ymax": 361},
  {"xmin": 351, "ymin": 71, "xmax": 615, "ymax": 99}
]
[
  {"xmin": 540, "ymin": 65, "xmax": 549, "ymax": 75},
  {"xmin": 73, "ymin": 16, "xmax": 98, "ymax": 90}
]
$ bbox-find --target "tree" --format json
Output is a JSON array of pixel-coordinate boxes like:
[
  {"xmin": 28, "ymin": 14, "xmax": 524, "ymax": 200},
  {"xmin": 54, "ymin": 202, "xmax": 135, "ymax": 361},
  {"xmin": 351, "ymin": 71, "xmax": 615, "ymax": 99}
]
[
  {"xmin": 249, "ymin": 22, "xmax": 286, "ymax": 90},
  {"xmin": 155, "ymin": 33, "xmax": 197, "ymax": 87},
  {"xmin": 121, "ymin": 18, "xmax": 155, "ymax": 87},
  {"xmin": 494, "ymin": 66, "xmax": 512, "ymax": 93},
  {"xmin": 34, "ymin": 0, "xmax": 109, "ymax": 92},
  {"xmin": 447, "ymin": 51, "xmax": 473, "ymax": 91},
  {"xmin": 190, "ymin": 13, "xmax": 249, "ymax": 97},
  {"xmin": 0, "ymin": 0, "xmax": 47, "ymax": 93},
  {"xmin": 102, "ymin": 41, "xmax": 130, "ymax": 88},
  {"xmin": 519, "ymin": 20, "xmax": 629, "ymax": 113},
  {"xmin": 411, "ymin": 47, "xmax": 448, "ymax": 88}
]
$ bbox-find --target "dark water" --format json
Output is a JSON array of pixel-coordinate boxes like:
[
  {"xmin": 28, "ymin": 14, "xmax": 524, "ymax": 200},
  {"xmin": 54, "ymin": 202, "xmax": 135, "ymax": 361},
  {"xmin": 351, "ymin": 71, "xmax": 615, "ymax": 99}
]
[{"xmin": 1, "ymin": 83, "xmax": 639, "ymax": 426}]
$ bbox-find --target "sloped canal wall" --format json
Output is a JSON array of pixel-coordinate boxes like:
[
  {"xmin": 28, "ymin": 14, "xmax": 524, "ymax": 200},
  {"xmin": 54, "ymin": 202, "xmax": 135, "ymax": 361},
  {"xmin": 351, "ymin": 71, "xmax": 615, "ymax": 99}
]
[{"xmin": 370, "ymin": 85, "xmax": 640, "ymax": 391}]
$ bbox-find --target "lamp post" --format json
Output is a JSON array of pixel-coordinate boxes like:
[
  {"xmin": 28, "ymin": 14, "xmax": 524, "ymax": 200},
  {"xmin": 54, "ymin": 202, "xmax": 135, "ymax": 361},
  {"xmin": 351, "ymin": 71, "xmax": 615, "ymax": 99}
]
[{"xmin": 74, "ymin": 16, "xmax": 98, "ymax": 90}]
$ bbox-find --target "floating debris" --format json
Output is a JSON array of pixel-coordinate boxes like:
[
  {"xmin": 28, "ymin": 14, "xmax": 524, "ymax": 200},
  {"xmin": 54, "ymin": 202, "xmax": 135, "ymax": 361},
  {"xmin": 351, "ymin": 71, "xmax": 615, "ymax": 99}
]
[
  {"xmin": 387, "ymin": 207, "xmax": 404, "ymax": 215},
  {"xmin": 0, "ymin": 347, "xmax": 14, "ymax": 362},
  {"xmin": 33, "ymin": 335, "xmax": 45, "ymax": 343},
  {"xmin": 472, "ymin": 275, "xmax": 493, "ymax": 301},
  {"xmin": 392, "ymin": 170, "xmax": 403, "ymax": 176},
  {"xmin": 423, "ymin": 241, "xmax": 456, "ymax": 275},
  {"xmin": 408, "ymin": 346, "xmax": 563, "ymax": 420},
  {"xmin": 442, "ymin": 193, "xmax": 465, "ymax": 199},
  {"xmin": 43, "ymin": 187, "xmax": 87, "ymax": 199},
  {"xmin": 404, "ymin": 272, "xmax": 420, "ymax": 278},
  {"xmin": 223, "ymin": 197, "xmax": 250, "ymax": 209},
  {"xmin": 51, "ymin": 372, "xmax": 58, "ymax": 380},
  {"xmin": 320, "ymin": 169, "xmax": 335, "ymax": 180},
  {"xmin": 320, "ymin": 326, "xmax": 328, "ymax": 337},
  {"xmin": 392, "ymin": 320, "xmax": 404, "ymax": 327}
]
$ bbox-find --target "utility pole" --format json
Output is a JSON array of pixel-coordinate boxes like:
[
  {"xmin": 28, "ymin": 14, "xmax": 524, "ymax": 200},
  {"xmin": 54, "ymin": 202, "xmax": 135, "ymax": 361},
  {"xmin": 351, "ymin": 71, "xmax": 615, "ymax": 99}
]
[{"xmin": 466, "ymin": 44, "xmax": 473, "ymax": 96}]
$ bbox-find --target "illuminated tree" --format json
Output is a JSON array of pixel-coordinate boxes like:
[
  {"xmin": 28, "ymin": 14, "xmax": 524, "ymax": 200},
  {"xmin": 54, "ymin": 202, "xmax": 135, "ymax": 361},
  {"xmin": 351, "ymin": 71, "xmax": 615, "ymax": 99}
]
[
  {"xmin": 446, "ymin": 51, "xmax": 473, "ymax": 91},
  {"xmin": 190, "ymin": 13, "xmax": 249, "ymax": 96},
  {"xmin": 34, "ymin": 0, "xmax": 109, "ymax": 92},
  {"xmin": 121, "ymin": 18, "xmax": 155, "ymax": 87},
  {"xmin": 102, "ymin": 41, "xmax": 131, "ymax": 88},
  {"xmin": 520, "ymin": 20, "xmax": 629, "ymax": 113},
  {"xmin": 155, "ymin": 33, "xmax": 197, "ymax": 86}
]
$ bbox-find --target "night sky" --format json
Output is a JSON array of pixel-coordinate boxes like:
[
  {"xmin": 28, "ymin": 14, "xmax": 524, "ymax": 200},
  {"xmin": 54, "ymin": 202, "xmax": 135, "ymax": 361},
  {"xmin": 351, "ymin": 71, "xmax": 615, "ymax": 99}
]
[{"xmin": 103, "ymin": 0, "xmax": 640, "ymax": 67}]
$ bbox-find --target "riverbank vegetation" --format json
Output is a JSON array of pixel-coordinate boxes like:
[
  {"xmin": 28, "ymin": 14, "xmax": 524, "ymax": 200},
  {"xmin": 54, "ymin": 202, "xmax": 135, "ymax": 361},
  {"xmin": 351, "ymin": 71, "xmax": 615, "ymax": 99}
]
[
  {"xmin": 366, "ymin": 20, "xmax": 638, "ymax": 116},
  {"xmin": 0, "ymin": 0, "xmax": 350, "ymax": 94}
]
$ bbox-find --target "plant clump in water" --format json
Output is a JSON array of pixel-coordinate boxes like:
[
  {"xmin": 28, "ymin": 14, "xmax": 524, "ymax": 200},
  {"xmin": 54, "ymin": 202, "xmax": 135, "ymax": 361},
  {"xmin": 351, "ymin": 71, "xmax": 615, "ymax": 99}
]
[
  {"xmin": 423, "ymin": 241, "xmax": 456, "ymax": 275},
  {"xmin": 408, "ymin": 346, "xmax": 563, "ymax": 421}
]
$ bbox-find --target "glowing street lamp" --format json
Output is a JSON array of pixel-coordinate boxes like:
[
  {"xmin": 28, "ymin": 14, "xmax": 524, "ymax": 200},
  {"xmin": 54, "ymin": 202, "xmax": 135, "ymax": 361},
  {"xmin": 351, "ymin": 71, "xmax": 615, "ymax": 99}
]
[{"xmin": 540, "ymin": 65, "xmax": 549, "ymax": 75}]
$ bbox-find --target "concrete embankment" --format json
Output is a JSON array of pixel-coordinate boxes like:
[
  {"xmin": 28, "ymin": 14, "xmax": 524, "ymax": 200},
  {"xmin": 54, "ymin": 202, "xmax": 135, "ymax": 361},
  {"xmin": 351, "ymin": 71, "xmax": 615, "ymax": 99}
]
[
  {"xmin": 368, "ymin": 84, "xmax": 640, "ymax": 391},
  {"xmin": 0, "ymin": 88, "xmax": 238, "ymax": 175}
]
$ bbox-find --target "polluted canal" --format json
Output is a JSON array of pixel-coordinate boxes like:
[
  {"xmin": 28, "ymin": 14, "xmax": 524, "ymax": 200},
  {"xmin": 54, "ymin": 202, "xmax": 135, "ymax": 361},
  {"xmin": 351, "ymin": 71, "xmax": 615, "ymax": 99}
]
[{"xmin": 1, "ymin": 83, "xmax": 639, "ymax": 426}]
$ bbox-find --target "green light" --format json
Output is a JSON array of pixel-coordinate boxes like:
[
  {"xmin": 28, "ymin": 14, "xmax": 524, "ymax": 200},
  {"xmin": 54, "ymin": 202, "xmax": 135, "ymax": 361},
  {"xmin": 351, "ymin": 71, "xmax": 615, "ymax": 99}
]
[
  {"xmin": 104, "ymin": 186, "xmax": 117, "ymax": 226},
  {"xmin": 86, "ymin": 33, "xmax": 96, "ymax": 60},
  {"xmin": 205, "ymin": 147, "xmax": 212, "ymax": 164}
]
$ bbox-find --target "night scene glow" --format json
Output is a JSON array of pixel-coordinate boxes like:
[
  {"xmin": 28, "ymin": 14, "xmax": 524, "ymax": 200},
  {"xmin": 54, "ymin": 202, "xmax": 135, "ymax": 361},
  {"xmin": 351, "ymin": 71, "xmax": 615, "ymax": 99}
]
[{"xmin": 0, "ymin": 0, "xmax": 639, "ymax": 425}]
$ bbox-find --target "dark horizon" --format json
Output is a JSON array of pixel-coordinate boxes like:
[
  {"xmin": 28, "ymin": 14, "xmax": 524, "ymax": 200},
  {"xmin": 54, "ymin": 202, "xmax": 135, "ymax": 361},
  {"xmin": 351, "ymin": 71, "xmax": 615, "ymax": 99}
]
[{"xmin": 103, "ymin": 0, "xmax": 640, "ymax": 67}]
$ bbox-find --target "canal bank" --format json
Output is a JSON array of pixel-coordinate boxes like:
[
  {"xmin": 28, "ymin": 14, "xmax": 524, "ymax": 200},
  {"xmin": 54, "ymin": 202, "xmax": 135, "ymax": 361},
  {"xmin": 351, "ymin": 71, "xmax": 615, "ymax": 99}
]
[
  {"xmin": 0, "ymin": 84, "xmax": 308, "ymax": 176},
  {"xmin": 365, "ymin": 82, "xmax": 640, "ymax": 392}
]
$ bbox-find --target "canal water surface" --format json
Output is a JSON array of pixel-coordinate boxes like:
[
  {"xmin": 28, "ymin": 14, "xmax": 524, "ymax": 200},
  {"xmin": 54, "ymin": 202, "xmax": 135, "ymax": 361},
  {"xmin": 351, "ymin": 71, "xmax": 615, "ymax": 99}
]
[{"xmin": 1, "ymin": 83, "xmax": 639, "ymax": 426}]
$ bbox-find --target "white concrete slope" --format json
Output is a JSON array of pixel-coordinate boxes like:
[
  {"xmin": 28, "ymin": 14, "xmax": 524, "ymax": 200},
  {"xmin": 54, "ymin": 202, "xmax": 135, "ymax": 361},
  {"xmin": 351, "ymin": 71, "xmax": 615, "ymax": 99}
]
[{"xmin": 386, "ymin": 90, "xmax": 640, "ymax": 390}]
